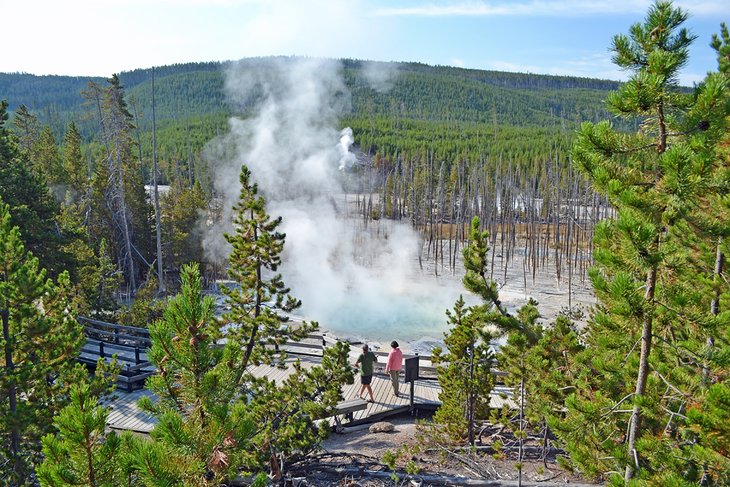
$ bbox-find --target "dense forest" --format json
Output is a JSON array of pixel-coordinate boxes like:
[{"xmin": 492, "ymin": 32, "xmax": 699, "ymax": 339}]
[{"xmin": 0, "ymin": 1, "xmax": 729, "ymax": 485}]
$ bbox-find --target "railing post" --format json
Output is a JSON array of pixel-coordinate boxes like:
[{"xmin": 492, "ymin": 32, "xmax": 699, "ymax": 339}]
[
  {"xmin": 135, "ymin": 347, "xmax": 141, "ymax": 364},
  {"xmin": 99, "ymin": 341, "xmax": 105, "ymax": 358}
]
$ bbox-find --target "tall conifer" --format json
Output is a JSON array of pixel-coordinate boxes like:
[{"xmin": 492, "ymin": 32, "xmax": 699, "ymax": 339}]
[
  {"xmin": 559, "ymin": 2, "xmax": 730, "ymax": 482},
  {"xmin": 0, "ymin": 200, "xmax": 86, "ymax": 484}
]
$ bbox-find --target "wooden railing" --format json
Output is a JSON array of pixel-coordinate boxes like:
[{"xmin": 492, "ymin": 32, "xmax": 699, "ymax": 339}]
[
  {"xmin": 77, "ymin": 317, "xmax": 155, "ymax": 391},
  {"xmin": 281, "ymin": 333, "xmax": 507, "ymax": 380},
  {"xmin": 77, "ymin": 316, "xmax": 504, "ymax": 390}
]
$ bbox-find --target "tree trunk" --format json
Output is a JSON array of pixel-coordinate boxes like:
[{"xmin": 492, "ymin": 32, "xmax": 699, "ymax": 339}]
[
  {"xmin": 152, "ymin": 67, "xmax": 165, "ymax": 294},
  {"xmin": 114, "ymin": 125, "xmax": 136, "ymax": 292},
  {"xmin": 625, "ymin": 264, "xmax": 657, "ymax": 481},
  {"xmin": 704, "ymin": 239, "xmax": 723, "ymax": 385},
  {"xmin": 2, "ymin": 307, "xmax": 22, "ymax": 482}
]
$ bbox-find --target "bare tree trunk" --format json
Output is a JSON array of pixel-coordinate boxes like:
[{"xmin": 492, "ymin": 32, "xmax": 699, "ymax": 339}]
[
  {"xmin": 625, "ymin": 263, "xmax": 657, "ymax": 481},
  {"xmin": 113, "ymin": 122, "xmax": 137, "ymax": 292},
  {"xmin": 152, "ymin": 67, "xmax": 165, "ymax": 294}
]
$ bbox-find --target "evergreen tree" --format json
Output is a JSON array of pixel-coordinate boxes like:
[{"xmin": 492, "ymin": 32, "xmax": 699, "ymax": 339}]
[
  {"xmin": 222, "ymin": 165, "xmax": 314, "ymax": 373},
  {"xmin": 11, "ymin": 104, "xmax": 39, "ymax": 155},
  {"xmin": 32, "ymin": 125, "xmax": 65, "ymax": 188},
  {"xmin": 432, "ymin": 296, "xmax": 495, "ymax": 446},
  {"xmin": 116, "ymin": 271, "xmax": 165, "ymax": 328},
  {"xmin": 83, "ymin": 76, "xmax": 153, "ymax": 291},
  {"xmin": 160, "ymin": 181, "xmax": 208, "ymax": 279},
  {"xmin": 433, "ymin": 216, "xmax": 534, "ymax": 446},
  {"xmin": 219, "ymin": 165, "xmax": 352, "ymax": 479},
  {"xmin": 497, "ymin": 309, "xmax": 584, "ymax": 479},
  {"xmin": 137, "ymin": 262, "xmax": 258, "ymax": 485},
  {"xmin": 559, "ymin": 2, "xmax": 730, "ymax": 483},
  {"xmin": 37, "ymin": 384, "xmax": 132, "ymax": 487},
  {"xmin": 0, "ymin": 100, "xmax": 70, "ymax": 278},
  {"xmin": 0, "ymin": 199, "xmax": 87, "ymax": 484},
  {"xmin": 61, "ymin": 122, "xmax": 88, "ymax": 204},
  {"xmin": 74, "ymin": 238, "xmax": 121, "ymax": 321}
]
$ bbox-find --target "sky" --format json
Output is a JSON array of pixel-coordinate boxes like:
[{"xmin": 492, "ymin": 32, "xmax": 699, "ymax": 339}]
[{"xmin": 3, "ymin": 0, "xmax": 727, "ymax": 85}]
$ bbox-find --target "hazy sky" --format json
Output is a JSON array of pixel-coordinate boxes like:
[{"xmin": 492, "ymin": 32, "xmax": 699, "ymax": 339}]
[{"xmin": 4, "ymin": 0, "xmax": 726, "ymax": 84}]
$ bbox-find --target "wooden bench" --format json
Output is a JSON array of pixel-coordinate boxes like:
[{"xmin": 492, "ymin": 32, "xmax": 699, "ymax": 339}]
[{"xmin": 331, "ymin": 398, "xmax": 368, "ymax": 432}]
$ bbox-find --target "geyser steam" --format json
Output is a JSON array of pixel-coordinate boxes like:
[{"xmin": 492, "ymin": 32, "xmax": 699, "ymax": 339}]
[{"xmin": 203, "ymin": 57, "xmax": 464, "ymax": 344}]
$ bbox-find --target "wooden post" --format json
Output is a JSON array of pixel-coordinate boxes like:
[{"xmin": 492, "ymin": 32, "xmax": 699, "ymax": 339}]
[
  {"xmin": 99, "ymin": 341, "xmax": 105, "ymax": 358},
  {"xmin": 135, "ymin": 347, "xmax": 141, "ymax": 364}
]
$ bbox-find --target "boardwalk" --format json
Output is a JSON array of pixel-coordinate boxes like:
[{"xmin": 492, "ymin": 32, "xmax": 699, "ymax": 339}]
[{"xmin": 103, "ymin": 353, "xmax": 515, "ymax": 433}]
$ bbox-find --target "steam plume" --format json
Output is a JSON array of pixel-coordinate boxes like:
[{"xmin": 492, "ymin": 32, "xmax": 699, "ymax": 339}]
[{"xmin": 202, "ymin": 57, "xmax": 464, "ymax": 345}]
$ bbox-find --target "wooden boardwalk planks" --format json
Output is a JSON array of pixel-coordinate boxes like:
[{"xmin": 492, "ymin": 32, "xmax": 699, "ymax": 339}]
[
  {"xmin": 102, "ymin": 353, "xmax": 514, "ymax": 433},
  {"xmin": 102, "ymin": 388, "xmax": 156, "ymax": 433}
]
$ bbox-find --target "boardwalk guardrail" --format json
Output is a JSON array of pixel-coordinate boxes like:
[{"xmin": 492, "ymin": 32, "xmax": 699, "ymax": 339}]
[{"xmin": 77, "ymin": 317, "xmax": 155, "ymax": 391}]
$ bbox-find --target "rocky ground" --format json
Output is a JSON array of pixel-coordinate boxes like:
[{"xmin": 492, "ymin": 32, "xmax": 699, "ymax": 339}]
[{"xmin": 283, "ymin": 413, "xmax": 600, "ymax": 486}]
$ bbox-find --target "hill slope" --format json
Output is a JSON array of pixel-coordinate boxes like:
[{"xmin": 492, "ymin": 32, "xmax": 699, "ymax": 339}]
[{"xmin": 0, "ymin": 58, "xmax": 617, "ymax": 138}]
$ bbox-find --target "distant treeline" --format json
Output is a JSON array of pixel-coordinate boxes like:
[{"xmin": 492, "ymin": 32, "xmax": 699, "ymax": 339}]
[{"xmin": 1, "ymin": 57, "xmax": 620, "ymax": 141}]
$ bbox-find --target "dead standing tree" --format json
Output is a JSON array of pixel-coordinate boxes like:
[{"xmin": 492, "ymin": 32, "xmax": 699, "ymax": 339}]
[{"xmin": 85, "ymin": 77, "xmax": 137, "ymax": 292}]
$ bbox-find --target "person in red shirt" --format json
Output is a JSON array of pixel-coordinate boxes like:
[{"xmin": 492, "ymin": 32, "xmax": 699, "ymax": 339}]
[{"xmin": 384, "ymin": 341, "xmax": 403, "ymax": 396}]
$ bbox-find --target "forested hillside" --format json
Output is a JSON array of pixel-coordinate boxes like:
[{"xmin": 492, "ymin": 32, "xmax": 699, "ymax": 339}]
[{"xmin": 1, "ymin": 58, "xmax": 616, "ymax": 136}]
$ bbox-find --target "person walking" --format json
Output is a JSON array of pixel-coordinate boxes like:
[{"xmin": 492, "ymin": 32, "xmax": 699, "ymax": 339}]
[
  {"xmin": 385, "ymin": 341, "xmax": 403, "ymax": 396},
  {"xmin": 355, "ymin": 344, "xmax": 377, "ymax": 402}
]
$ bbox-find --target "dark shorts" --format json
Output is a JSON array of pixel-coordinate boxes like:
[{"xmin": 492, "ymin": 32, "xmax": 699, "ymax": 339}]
[{"xmin": 361, "ymin": 375, "xmax": 372, "ymax": 385}]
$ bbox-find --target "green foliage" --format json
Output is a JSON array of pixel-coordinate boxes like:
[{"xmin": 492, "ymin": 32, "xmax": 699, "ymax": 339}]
[
  {"xmin": 138, "ymin": 262, "xmax": 255, "ymax": 485},
  {"xmin": 37, "ymin": 384, "xmax": 131, "ymax": 486},
  {"xmin": 132, "ymin": 168, "xmax": 358, "ymax": 481},
  {"xmin": 76, "ymin": 238, "xmax": 121, "ymax": 321},
  {"xmin": 32, "ymin": 125, "xmax": 65, "ymax": 188},
  {"xmin": 160, "ymin": 182, "xmax": 208, "ymax": 277},
  {"xmin": 559, "ymin": 2, "xmax": 730, "ymax": 483},
  {"xmin": 117, "ymin": 272, "xmax": 165, "ymax": 328},
  {"xmin": 0, "ymin": 100, "xmax": 77, "ymax": 278},
  {"xmin": 222, "ymin": 165, "xmax": 315, "ymax": 371},
  {"xmin": 61, "ymin": 121, "xmax": 88, "ymax": 203},
  {"xmin": 242, "ymin": 341, "xmax": 353, "ymax": 477},
  {"xmin": 434, "ymin": 216, "xmax": 535, "ymax": 446},
  {"xmin": 214, "ymin": 165, "xmax": 353, "ymax": 479},
  {"xmin": 0, "ymin": 199, "xmax": 93, "ymax": 484},
  {"xmin": 433, "ymin": 296, "xmax": 495, "ymax": 445},
  {"xmin": 82, "ymin": 76, "xmax": 154, "ymax": 291}
]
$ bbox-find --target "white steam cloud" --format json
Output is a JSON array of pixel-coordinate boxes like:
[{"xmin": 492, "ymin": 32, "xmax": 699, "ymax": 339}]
[
  {"xmin": 362, "ymin": 60, "xmax": 398, "ymax": 93},
  {"xmin": 337, "ymin": 127, "xmax": 357, "ymax": 170},
  {"xmin": 202, "ymin": 57, "xmax": 464, "ymax": 346}
]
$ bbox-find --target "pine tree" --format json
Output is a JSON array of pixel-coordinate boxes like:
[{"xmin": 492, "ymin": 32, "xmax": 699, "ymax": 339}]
[
  {"xmin": 137, "ymin": 262, "xmax": 258, "ymax": 485},
  {"xmin": 32, "ymin": 126, "xmax": 65, "ymax": 188},
  {"xmin": 432, "ymin": 296, "xmax": 495, "ymax": 445},
  {"xmin": 222, "ymin": 165, "xmax": 314, "ymax": 373},
  {"xmin": 11, "ymin": 104, "xmax": 39, "ymax": 155},
  {"xmin": 433, "ymin": 216, "xmax": 535, "ymax": 446},
  {"xmin": 37, "ymin": 384, "xmax": 132, "ymax": 487},
  {"xmin": 0, "ymin": 199, "xmax": 88, "ymax": 484},
  {"xmin": 560, "ymin": 2, "xmax": 730, "ymax": 482},
  {"xmin": 498, "ymin": 310, "xmax": 584, "ymax": 478},
  {"xmin": 83, "ymin": 76, "xmax": 153, "ymax": 291},
  {"xmin": 61, "ymin": 121, "xmax": 88, "ymax": 204},
  {"xmin": 0, "ymin": 100, "xmax": 70, "ymax": 278},
  {"xmin": 219, "ymin": 165, "xmax": 353, "ymax": 479},
  {"xmin": 160, "ymin": 181, "xmax": 208, "ymax": 277}
]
